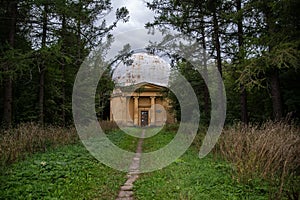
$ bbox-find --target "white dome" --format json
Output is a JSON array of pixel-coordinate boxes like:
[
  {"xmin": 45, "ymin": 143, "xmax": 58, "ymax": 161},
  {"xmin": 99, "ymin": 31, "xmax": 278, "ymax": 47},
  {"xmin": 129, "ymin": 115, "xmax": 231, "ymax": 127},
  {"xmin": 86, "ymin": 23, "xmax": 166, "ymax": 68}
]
[{"xmin": 112, "ymin": 53, "xmax": 170, "ymax": 87}]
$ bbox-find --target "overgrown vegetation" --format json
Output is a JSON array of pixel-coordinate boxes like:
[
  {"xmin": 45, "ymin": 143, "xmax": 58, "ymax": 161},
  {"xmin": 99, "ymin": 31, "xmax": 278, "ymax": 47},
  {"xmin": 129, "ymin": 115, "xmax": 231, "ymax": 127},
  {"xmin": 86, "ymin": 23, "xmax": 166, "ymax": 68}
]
[
  {"xmin": 1, "ymin": 124, "xmax": 299, "ymax": 199},
  {"xmin": 0, "ymin": 123, "xmax": 78, "ymax": 167},
  {"xmin": 0, "ymin": 129, "xmax": 139, "ymax": 199},
  {"xmin": 99, "ymin": 120, "xmax": 120, "ymax": 132},
  {"xmin": 214, "ymin": 121, "xmax": 300, "ymax": 199},
  {"xmin": 0, "ymin": 144, "xmax": 125, "ymax": 199},
  {"xmin": 134, "ymin": 128, "xmax": 270, "ymax": 199},
  {"xmin": 140, "ymin": 123, "xmax": 300, "ymax": 199},
  {"xmin": 0, "ymin": 121, "xmax": 119, "ymax": 167}
]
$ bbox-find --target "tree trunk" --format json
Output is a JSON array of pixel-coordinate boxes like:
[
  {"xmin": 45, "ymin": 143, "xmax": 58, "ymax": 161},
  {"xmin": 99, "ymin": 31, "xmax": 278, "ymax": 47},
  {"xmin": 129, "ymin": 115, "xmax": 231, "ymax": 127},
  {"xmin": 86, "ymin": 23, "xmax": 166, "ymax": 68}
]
[
  {"xmin": 212, "ymin": 10, "xmax": 225, "ymax": 117},
  {"xmin": 264, "ymin": 3, "xmax": 283, "ymax": 120},
  {"xmin": 212, "ymin": 11, "xmax": 222, "ymax": 77},
  {"xmin": 237, "ymin": 0, "xmax": 249, "ymax": 124},
  {"xmin": 61, "ymin": 14, "xmax": 67, "ymax": 126},
  {"xmin": 270, "ymin": 69, "xmax": 283, "ymax": 120},
  {"xmin": 61, "ymin": 63, "xmax": 66, "ymax": 126},
  {"xmin": 3, "ymin": 78, "xmax": 13, "ymax": 127},
  {"xmin": 240, "ymin": 85, "xmax": 248, "ymax": 123},
  {"xmin": 39, "ymin": 69, "xmax": 45, "ymax": 125},
  {"xmin": 77, "ymin": 0, "xmax": 82, "ymax": 65},
  {"xmin": 200, "ymin": 23, "xmax": 210, "ymax": 118},
  {"xmin": 3, "ymin": 1, "xmax": 17, "ymax": 128},
  {"xmin": 39, "ymin": 4, "xmax": 48, "ymax": 125}
]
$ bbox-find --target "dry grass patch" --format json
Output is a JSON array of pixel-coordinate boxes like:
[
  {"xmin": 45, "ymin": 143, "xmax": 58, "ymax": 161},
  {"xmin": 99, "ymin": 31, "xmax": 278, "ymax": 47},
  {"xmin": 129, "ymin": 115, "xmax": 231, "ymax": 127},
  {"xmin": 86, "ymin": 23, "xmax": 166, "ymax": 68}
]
[
  {"xmin": 99, "ymin": 120, "xmax": 119, "ymax": 132},
  {"xmin": 216, "ymin": 121, "xmax": 300, "ymax": 199},
  {"xmin": 0, "ymin": 123, "xmax": 78, "ymax": 166},
  {"xmin": 0, "ymin": 121, "xmax": 119, "ymax": 167}
]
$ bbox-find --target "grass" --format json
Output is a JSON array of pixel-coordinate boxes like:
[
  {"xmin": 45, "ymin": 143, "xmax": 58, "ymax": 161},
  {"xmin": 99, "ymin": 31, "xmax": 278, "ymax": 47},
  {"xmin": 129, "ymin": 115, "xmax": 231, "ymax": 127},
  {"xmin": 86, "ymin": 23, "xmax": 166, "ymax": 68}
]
[
  {"xmin": 107, "ymin": 129, "xmax": 139, "ymax": 151},
  {"xmin": 142, "ymin": 127, "xmax": 175, "ymax": 152},
  {"xmin": 0, "ymin": 129, "xmax": 139, "ymax": 200},
  {"xmin": 134, "ymin": 129, "xmax": 270, "ymax": 200},
  {"xmin": 1, "ymin": 122, "xmax": 298, "ymax": 199},
  {"xmin": 0, "ymin": 144, "xmax": 125, "ymax": 199},
  {"xmin": 0, "ymin": 121, "xmax": 119, "ymax": 167},
  {"xmin": 0, "ymin": 123, "xmax": 78, "ymax": 167},
  {"xmin": 215, "ymin": 121, "xmax": 300, "ymax": 199}
]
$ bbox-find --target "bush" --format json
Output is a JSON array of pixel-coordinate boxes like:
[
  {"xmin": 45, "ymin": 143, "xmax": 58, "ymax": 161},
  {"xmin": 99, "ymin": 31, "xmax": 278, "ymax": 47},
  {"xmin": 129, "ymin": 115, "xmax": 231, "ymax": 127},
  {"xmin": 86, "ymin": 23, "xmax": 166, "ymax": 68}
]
[{"xmin": 215, "ymin": 121, "xmax": 300, "ymax": 199}]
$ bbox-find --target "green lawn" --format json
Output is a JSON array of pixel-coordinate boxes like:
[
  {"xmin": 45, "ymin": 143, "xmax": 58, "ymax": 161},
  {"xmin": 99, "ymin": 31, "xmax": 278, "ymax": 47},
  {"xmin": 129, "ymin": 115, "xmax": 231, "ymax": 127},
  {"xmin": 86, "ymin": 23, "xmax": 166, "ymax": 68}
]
[
  {"xmin": 134, "ymin": 129, "xmax": 270, "ymax": 200},
  {"xmin": 0, "ymin": 130, "xmax": 138, "ymax": 200},
  {"xmin": 0, "ymin": 128, "xmax": 271, "ymax": 199}
]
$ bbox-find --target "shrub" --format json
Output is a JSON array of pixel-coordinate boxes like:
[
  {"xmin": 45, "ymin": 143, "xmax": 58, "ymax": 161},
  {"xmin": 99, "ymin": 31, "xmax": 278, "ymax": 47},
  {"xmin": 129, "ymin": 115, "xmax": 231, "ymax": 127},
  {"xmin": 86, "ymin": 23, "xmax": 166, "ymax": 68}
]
[{"xmin": 162, "ymin": 123, "xmax": 179, "ymax": 132}]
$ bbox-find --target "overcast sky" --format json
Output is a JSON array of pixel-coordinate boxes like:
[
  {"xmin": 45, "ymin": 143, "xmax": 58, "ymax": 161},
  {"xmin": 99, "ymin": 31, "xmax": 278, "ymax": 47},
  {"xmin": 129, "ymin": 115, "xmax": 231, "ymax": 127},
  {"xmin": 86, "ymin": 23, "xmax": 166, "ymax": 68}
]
[
  {"xmin": 107, "ymin": 0, "xmax": 155, "ymax": 34},
  {"xmin": 103, "ymin": 0, "xmax": 168, "ymax": 61}
]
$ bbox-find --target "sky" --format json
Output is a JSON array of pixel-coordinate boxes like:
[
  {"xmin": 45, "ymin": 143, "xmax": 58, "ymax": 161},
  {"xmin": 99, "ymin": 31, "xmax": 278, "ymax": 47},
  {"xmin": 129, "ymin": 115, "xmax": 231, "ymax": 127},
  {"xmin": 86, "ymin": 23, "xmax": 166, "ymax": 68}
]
[
  {"xmin": 104, "ymin": 0, "xmax": 167, "ymax": 61},
  {"xmin": 107, "ymin": 0, "xmax": 155, "ymax": 34}
]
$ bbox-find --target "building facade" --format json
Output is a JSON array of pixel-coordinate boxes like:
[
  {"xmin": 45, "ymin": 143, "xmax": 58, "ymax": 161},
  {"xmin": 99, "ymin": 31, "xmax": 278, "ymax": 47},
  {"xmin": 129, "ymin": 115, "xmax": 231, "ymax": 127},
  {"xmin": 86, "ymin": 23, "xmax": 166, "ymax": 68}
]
[{"xmin": 110, "ymin": 53, "xmax": 175, "ymax": 126}]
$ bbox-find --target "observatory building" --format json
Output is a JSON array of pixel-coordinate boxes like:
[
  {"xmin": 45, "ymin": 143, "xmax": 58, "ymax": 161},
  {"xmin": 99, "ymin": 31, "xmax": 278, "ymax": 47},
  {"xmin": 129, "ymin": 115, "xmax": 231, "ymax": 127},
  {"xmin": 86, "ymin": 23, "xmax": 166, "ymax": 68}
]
[{"xmin": 110, "ymin": 53, "xmax": 175, "ymax": 126}]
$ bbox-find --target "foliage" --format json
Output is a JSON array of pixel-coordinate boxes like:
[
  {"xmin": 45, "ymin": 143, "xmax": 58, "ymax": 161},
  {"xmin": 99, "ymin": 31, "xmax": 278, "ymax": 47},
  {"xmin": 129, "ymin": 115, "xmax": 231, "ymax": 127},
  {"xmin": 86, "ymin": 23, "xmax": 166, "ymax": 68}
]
[
  {"xmin": 0, "ymin": 123, "xmax": 78, "ymax": 167},
  {"xmin": 0, "ymin": 144, "xmax": 126, "ymax": 200},
  {"xmin": 0, "ymin": 0, "xmax": 129, "ymax": 126},
  {"xmin": 0, "ymin": 121, "xmax": 121, "ymax": 167},
  {"xmin": 146, "ymin": 0, "xmax": 300, "ymax": 122},
  {"xmin": 168, "ymin": 61, "xmax": 210, "ymax": 124},
  {"xmin": 0, "ymin": 129, "xmax": 141, "ymax": 199},
  {"xmin": 215, "ymin": 121, "xmax": 300, "ymax": 199},
  {"xmin": 134, "ymin": 130, "xmax": 270, "ymax": 199},
  {"xmin": 1, "ymin": 125, "xmax": 298, "ymax": 199}
]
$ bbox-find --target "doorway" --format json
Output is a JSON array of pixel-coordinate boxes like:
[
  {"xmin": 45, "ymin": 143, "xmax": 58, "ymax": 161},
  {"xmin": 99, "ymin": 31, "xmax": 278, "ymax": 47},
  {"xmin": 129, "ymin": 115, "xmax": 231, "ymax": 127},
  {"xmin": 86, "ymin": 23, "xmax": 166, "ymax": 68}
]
[{"xmin": 141, "ymin": 111, "xmax": 148, "ymax": 127}]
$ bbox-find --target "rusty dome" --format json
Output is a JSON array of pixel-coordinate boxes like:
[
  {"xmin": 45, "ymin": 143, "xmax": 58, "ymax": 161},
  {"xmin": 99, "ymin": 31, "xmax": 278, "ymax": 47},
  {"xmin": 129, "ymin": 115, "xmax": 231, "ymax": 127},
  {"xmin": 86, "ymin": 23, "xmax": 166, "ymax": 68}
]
[{"xmin": 112, "ymin": 53, "xmax": 170, "ymax": 87}]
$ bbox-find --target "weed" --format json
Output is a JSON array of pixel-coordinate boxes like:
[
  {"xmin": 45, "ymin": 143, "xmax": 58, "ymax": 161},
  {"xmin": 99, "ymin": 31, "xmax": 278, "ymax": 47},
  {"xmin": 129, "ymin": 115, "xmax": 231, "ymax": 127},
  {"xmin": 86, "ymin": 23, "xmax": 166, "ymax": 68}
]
[
  {"xmin": 0, "ymin": 123, "xmax": 78, "ymax": 166},
  {"xmin": 134, "ymin": 131, "xmax": 270, "ymax": 199},
  {"xmin": 0, "ymin": 144, "xmax": 126, "ymax": 199},
  {"xmin": 0, "ymin": 130, "xmax": 141, "ymax": 199},
  {"xmin": 215, "ymin": 121, "xmax": 300, "ymax": 199},
  {"xmin": 99, "ymin": 120, "xmax": 119, "ymax": 132},
  {"xmin": 0, "ymin": 121, "xmax": 119, "ymax": 167}
]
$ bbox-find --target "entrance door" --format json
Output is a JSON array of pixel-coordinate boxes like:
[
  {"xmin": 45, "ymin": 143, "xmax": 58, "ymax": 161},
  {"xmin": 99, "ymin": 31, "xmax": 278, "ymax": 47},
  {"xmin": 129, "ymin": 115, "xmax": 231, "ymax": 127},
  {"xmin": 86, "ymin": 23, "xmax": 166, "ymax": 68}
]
[{"xmin": 141, "ymin": 111, "xmax": 148, "ymax": 127}]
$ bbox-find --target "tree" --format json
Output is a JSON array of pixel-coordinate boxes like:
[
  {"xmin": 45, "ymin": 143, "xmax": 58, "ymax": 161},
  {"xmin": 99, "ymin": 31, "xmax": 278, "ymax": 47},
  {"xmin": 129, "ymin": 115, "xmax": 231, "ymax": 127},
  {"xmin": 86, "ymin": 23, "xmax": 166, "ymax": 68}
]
[
  {"xmin": 239, "ymin": 0, "xmax": 300, "ymax": 120},
  {"xmin": 236, "ymin": 0, "xmax": 249, "ymax": 124},
  {"xmin": 1, "ymin": 1, "xmax": 17, "ymax": 128},
  {"xmin": 147, "ymin": 0, "xmax": 300, "ymax": 123},
  {"xmin": 146, "ymin": 0, "xmax": 227, "ymax": 123},
  {"xmin": 0, "ymin": 0, "xmax": 129, "ymax": 126}
]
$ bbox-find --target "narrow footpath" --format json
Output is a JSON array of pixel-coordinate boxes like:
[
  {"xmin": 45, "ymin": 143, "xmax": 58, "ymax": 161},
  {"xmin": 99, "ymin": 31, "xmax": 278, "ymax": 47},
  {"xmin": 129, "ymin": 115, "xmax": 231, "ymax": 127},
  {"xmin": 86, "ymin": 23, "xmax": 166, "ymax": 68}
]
[{"xmin": 116, "ymin": 129, "xmax": 145, "ymax": 200}]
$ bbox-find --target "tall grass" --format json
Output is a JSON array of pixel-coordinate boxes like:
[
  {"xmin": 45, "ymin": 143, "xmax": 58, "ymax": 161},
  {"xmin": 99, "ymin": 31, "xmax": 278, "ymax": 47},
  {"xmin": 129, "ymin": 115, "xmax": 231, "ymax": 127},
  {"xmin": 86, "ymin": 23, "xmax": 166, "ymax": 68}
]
[
  {"xmin": 0, "ymin": 123, "xmax": 78, "ymax": 166},
  {"xmin": 99, "ymin": 120, "xmax": 119, "ymax": 132},
  {"xmin": 0, "ymin": 121, "xmax": 119, "ymax": 167},
  {"xmin": 215, "ymin": 121, "xmax": 300, "ymax": 199}
]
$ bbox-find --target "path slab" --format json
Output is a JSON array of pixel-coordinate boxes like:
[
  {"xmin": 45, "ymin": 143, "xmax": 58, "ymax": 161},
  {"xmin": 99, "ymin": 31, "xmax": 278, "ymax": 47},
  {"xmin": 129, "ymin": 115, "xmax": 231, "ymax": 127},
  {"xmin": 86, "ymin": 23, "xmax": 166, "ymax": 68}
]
[{"xmin": 116, "ymin": 130, "xmax": 145, "ymax": 200}]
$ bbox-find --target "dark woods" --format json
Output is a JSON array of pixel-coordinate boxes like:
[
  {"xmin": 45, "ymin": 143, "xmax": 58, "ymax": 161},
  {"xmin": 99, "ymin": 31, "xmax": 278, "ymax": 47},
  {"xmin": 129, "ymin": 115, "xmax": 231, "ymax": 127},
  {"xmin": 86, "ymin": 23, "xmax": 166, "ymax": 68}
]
[
  {"xmin": 147, "ymin": 0, "xmax": 300, "ymax": 124},
  {"xmin": 0, "ymin": 0, "xmax": 128, "ymax": 127},
  {"xmin": 0, "ymin": 0, "xmax": 299, "ymax": 128}
]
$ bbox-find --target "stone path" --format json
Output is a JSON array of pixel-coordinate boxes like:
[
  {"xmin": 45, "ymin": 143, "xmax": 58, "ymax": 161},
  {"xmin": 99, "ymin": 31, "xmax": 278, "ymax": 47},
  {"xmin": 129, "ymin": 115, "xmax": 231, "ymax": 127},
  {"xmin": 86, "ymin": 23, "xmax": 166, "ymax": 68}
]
[{"xmin": 116, "ymin": 130, "xmax": 145, "ymax": 200}]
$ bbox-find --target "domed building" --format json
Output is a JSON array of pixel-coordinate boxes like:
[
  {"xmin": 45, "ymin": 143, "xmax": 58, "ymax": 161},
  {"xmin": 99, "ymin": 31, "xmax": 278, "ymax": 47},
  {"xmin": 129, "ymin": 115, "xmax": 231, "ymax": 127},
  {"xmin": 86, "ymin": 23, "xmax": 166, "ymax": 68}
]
[{"xmin": 110, "ymin": 53, "xmax": 175, "ymax": 126}]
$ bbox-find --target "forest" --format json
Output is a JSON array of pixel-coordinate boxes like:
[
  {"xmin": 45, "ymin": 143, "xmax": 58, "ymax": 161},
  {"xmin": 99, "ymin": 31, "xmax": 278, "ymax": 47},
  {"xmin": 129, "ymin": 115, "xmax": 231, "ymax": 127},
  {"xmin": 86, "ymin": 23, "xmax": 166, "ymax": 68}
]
[
  {"xmin": 0, "ymin": 0, "xmax": 128, "ymax": 127},
  {"xmin": 0, "ymin": 0, "xmax": 300, "ymax": 199},
  {"xmin": 0, "ymin": 0, "xmax": 299, "ymax": 127}
]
